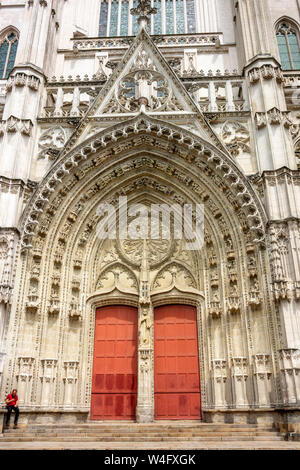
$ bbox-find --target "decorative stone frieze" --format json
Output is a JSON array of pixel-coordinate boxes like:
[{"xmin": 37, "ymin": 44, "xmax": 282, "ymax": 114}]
[
  {"xmin": 0, "ymin": 116, "xmax": 33, "ymax": 136},
  {"xmin": 255, "ymin": 108, "xmax": 293, "ymax": 129},
  {"xmin": 248, "ymin": 65, "xmax": 284, "ymax": 84},
  {"xmin": 6, "ymin": 73, "xmax": 40, "ymax": 92}
]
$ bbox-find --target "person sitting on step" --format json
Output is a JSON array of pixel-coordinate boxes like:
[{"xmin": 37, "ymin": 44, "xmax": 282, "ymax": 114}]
[{"xmin": 5, "ymin": 389, "xmax": 20, "ymax": 429}]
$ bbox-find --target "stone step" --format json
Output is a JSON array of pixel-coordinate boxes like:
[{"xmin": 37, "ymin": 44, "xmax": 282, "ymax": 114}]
[
  {"xmin": 1, "ymin": 432, "xmax": 278, "ymax": 440},
  {"xmin": 3, "ymin": 428, "xmax": 277, "ymax": 434},
  {"xmin": 0, "ymin": 435, "xmax": 284, "ymax": 442},
  {"xmin": 20, "ymin": 423, "xmax": 271, "ymax": 429},
  {"xmin": 12, "ymin": 425, "xmax": 275, "ymax": 432}
]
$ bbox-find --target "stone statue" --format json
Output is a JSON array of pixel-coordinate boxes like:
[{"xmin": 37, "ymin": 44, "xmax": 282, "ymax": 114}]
[{"xmin": 139, "ymin": 308, "xmax": 152, "ymax": 346}]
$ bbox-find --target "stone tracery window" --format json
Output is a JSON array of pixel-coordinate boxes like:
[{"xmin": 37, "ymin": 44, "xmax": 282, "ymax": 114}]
[
  {"xmin": 276, "ymin": 21, "xmax": 300, "ymax": 70},
  {"xmin": 0, "ymin": 29, "xmax": 18, "ymax": 79},
  {"xmin": 98, "ymin": 0, "xmax": 196, "ymax": 37}
]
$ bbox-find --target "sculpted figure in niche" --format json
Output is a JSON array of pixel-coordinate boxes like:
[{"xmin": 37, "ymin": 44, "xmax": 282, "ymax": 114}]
[
  {"xmin": 212, "ymin": 291, "xmax": 220, "ymax": 302},
  {"xmin": 139, "ymin": 308, "xmax": 152, "ymax": 347}
]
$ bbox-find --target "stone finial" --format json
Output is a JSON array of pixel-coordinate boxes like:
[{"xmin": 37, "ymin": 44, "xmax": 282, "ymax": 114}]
[{"xmin": 130, "ymin": 0, "xmax": 157, "ymax": 31}]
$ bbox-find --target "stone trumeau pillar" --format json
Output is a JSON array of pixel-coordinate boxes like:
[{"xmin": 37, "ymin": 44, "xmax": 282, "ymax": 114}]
[
  {"xmin": 0, "ymin": 1, "xmax": 61, "ymax": 385},
  {"xmin": 235, "ymin": 0, "xmax": 300, "ymax": 409},
  {"xmin": 136, "ymin": 241, "xmax": 154, "ymax": 422}
]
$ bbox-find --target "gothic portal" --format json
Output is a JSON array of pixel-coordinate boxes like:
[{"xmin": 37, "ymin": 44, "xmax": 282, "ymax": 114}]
[{"xmin": 0, "ymin": 0, "xmax": 300, "ymax": 432}]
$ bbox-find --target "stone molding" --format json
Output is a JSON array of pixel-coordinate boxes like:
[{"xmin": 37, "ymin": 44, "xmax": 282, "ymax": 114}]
[
  {"xmin": 255, "ymin": 108, "xmax": 293, "ymax": 129},
  {"xmin": 0, "ymin": 115, "xmax": 33, "ymax": 137}
]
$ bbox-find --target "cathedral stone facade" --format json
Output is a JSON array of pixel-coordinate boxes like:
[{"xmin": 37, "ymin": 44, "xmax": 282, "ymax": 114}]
[{"xmin": 0, "ymin": 0, "xmax": 300, "ymax": 432}]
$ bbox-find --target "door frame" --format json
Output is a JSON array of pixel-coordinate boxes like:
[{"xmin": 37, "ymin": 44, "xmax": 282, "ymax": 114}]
[{"xmin": 86, "ymin": 292, "xmax": 206, "ymax": 421}]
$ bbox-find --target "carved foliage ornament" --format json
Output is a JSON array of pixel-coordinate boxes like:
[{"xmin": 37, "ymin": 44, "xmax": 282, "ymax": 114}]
[
  {"xmin": 219, "ymin": 121, "xmax": 250, "ymax": 157},
  {"xmin": 38, "ymin": 127, "xmax": 68, "ymax": 160}
]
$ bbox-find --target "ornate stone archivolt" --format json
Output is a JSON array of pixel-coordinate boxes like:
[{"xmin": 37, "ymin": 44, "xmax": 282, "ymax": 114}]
[{"xmin": 20, "ymin": 115, "xmax": 266, "ymax": 251}]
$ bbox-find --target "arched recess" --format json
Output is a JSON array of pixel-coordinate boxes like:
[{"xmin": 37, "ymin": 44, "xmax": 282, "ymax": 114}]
[
  {"xmin": 0, "ymin": 26, "xmax": 19, "ymax": 79},
  {"xmin": 2, "ymin": 114, "xmax": 279, "ymax": 412},
  {"xmin": 275, "ymin": 17, "xmax": 300, "ymax": 70}
]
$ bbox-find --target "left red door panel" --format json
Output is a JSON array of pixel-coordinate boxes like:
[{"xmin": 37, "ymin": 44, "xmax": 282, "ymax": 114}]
[{"xmin": 91, "ymin": 305, "xmax": 138, "ymax": 420}]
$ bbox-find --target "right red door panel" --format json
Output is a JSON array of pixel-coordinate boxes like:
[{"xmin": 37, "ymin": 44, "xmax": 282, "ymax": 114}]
[{"xmin": 154, "ymin": 305, "xmax": 201, "ymax": 420}]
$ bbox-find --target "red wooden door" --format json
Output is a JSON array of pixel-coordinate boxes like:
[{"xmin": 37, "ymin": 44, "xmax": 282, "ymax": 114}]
[
  {"xmin": 91, "ymin": 305, "xmax": 138, "ymax": 420},
  {"xmin": 154, "ymin": 305, "xmax": 201, "ymax": 420}
]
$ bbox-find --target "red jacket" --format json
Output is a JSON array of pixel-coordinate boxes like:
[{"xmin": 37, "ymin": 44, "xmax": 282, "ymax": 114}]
[{"xmin": 6, "ymin": 394, "xmax": 18, "ymax": 407}]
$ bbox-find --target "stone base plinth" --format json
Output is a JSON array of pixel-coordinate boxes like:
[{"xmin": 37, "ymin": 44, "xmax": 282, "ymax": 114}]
[
  {"xmin": 202, "ymin": 408, "xmax": 299, "ymax": 428},
  {"xmin": 136, "ymin": 405, "xmax": 154, "ymax": 423},
  {"xmin": 0, "ymin": 408, "xmax": 89, "ymax": 427},
  {"xmin": 275, "ymin": 408, "xmax": 300, "ymax": 434}
]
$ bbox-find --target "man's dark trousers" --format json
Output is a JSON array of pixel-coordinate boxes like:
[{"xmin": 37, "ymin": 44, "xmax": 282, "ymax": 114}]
[{"xmin": 6, "ymin": 406, "xmax": 19, "ymax": 426}]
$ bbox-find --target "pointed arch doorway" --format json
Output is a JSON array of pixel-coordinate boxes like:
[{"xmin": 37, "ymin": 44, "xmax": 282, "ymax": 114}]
[{"xmin": 154, "ymin": 304, "xmax": 201, "ymax": 420}]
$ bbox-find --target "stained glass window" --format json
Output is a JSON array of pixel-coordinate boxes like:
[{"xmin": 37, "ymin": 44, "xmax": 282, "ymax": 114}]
[
  {"xmin": 109, "ymin": 0, "xmax": 119, "ymax": 36},
  {"xmin": 153, "ymin": 0, "xmax": 162, "ymax": 35},
  {"xmin": 0, "ymin": 31, "xmax": 18, "ymax": 79},
  {"xmin": 99, "ymin": 0, "xmax": 108, "ymax": 36},
  {"xmin": 276, "ymin": 22, "xmax": 300, "ymax": 70},
  {"xmin": 98, "ymin": 0, "xmax": 197, "ymax": 37},
  {"xmin": 132, "ymin": 0, "xmax": 140, "ymax": 36},
  {"xmin": 120, "ymin": 0, "xmax": 129, "ymax": 36},
  {"xmin": 165, "ymin": 0, "xmax": 174, "ymax": 35},
  {"xmin": 186, "ymin": 0, "xmax": 196, "ymax": 33},
  {"xmin": 176, "ymin": 0, "xmax": 185, "ymax": 34}
]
